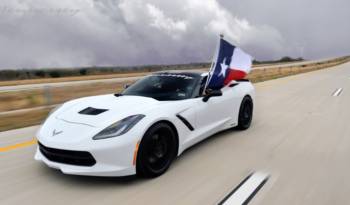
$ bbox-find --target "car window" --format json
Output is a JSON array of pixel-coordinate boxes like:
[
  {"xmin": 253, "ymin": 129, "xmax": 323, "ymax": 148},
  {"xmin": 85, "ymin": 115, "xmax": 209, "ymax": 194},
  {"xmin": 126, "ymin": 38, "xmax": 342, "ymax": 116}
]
[{"xmin": 122, "ymin": 73, "xmax": 200, "ymax": 101}]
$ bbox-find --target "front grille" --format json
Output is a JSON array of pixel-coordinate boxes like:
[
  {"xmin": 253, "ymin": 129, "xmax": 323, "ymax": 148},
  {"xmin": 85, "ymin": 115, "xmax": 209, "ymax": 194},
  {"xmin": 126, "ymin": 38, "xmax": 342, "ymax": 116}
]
[{"xmin": 38, "ymin": 142, "xmax": 96, "ymax": 166}]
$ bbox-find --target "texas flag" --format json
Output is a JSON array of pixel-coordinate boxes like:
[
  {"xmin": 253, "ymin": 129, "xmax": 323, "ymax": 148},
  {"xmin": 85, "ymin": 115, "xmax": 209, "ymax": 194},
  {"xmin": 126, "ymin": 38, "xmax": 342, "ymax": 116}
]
[{"xmin": 206, "ymin": 38, "xmax": 252, "ymax": 90}]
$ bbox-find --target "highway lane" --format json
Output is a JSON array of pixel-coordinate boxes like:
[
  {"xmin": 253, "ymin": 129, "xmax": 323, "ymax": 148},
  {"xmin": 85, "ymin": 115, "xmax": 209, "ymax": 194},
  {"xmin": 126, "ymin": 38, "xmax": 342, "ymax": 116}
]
[
  {"xmin": 0, "ymin": 59, "xmax": 332, "ymax": 93},
  {"xmin": 0, "ymin": 62, "xmax": 350, "ymax": 204}
]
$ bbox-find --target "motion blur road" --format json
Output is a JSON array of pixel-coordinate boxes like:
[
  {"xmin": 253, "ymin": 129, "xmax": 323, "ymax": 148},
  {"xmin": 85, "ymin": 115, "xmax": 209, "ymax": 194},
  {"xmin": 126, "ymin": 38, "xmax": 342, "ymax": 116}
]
[{"xmin": 1, "ymin": 62, "xmax": 350, "ymax": 204}]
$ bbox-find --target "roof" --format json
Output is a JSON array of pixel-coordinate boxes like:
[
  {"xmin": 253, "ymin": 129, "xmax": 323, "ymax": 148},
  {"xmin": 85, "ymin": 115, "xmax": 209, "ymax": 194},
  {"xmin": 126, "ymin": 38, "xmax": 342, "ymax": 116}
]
[{"xmin": 154, "ymin": 70, "xmax": 208, "ymax": 77}]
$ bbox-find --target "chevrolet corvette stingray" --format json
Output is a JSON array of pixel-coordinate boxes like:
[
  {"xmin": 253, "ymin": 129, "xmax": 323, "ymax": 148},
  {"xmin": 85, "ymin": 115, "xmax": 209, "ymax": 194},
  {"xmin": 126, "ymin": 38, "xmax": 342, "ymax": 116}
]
[{"xmin": 35, "ymin": 71, "xmax": 255, "ymax": 177}]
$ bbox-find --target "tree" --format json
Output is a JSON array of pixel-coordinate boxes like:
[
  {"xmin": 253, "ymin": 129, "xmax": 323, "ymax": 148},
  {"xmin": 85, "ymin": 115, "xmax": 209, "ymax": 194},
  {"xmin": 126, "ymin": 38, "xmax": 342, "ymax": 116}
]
[{"xmin": 49, "ymin": 70, "xmax": 61, "ymax": 78}]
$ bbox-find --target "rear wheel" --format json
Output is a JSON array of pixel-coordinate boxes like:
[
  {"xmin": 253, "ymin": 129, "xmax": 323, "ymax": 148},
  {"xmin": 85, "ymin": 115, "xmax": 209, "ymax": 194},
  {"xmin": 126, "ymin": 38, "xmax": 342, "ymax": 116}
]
[
  {"xmin": 136, "ymin": 123, "xmax": 177, "ymax": 178},
  {"xmin": 236, "ymin": 96, "xmax": 253, "ymax": 130}
]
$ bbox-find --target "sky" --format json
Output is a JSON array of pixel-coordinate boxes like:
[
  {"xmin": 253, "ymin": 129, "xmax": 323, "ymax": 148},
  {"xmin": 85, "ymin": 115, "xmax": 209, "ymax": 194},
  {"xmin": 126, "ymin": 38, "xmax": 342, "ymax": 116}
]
[{"xmin": 0, "ymin": 0, "xmax": 349, "ymax": 69}]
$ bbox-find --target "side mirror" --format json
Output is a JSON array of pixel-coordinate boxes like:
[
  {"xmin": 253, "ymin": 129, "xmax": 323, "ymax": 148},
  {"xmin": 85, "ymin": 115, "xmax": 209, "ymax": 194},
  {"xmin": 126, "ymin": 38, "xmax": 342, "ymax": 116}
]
[
  {"xmin": 202, "ymin": 89, "xmax": 222, "ymax": 102},
  {"xmin": 123, "ymin": 84, "xmax": 131, "ymax": 89}
]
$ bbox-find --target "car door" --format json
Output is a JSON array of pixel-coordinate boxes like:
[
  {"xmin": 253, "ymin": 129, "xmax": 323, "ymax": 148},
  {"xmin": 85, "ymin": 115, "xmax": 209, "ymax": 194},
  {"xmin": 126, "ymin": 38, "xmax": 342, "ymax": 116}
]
[
  {"xmin": 180, "ymin": 76, "xmax": 240, "ymax": 149},
  {"xmin": 194, "ymin": 87, "xmax": 234, "ymax": 136},
  {"xmin": 185, "ymin": 75, "xmax": 235, "ymax": 145}
]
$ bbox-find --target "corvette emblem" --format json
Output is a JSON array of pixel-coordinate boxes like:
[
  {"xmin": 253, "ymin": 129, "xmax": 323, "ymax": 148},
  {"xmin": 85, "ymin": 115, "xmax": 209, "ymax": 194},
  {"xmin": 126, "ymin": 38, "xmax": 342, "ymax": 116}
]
[{"xmin": 52, "ymin": 129, "xmax": 63, "ymax": 136}]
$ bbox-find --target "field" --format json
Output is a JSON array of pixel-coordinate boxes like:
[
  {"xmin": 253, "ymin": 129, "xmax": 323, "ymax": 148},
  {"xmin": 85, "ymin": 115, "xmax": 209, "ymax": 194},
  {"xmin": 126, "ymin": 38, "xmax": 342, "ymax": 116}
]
[
  {"xmin": 0, "ymin": 72, "xmax": 149, "ymax": 87},
  {"xmin": 0, "ymin": 56, "xmax": 349, "ymax": 131},
  {"xmin": 0, "ymin": 57, "xmax": 303, "ymax": 83}
]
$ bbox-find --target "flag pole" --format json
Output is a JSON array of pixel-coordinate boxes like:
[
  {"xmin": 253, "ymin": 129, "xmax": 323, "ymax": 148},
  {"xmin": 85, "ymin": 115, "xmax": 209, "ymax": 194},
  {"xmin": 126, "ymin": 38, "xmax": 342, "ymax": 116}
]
[{"xmin": 203, "ymin": 34, "xmax": 223, "ymax": 95}]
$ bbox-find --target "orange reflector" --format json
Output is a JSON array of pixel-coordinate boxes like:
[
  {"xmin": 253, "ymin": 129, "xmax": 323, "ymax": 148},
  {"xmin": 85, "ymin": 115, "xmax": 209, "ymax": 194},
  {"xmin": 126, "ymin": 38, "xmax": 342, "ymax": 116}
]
[{"xmin": 133, "ymin": 141, "xmax": 140, "ymax": 166}]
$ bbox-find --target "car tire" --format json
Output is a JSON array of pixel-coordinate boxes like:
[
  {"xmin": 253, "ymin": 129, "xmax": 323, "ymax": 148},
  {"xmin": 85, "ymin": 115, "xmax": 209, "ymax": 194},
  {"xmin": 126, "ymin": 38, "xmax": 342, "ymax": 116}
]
[
  {"xmin": 136, "ymin": 122, "xmax": 178, "ymax": 178},
  {"xmin": 236, "ymin": 96, "xmax": 253, "ymax": 130}
]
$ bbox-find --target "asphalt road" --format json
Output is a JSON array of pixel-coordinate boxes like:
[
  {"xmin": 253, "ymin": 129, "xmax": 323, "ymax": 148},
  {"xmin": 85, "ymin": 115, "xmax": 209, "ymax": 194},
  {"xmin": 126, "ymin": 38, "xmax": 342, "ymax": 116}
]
[{"xmin": 1, "ymin": 62, "xmax": 350, "ymax": 204}]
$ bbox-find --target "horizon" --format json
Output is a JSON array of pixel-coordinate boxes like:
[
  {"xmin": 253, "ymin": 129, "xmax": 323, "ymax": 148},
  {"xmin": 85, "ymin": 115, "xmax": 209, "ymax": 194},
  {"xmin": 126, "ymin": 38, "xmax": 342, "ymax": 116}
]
[{"xmin": 0, "ymin": 55, "xmax": 309, "ymax": 71}]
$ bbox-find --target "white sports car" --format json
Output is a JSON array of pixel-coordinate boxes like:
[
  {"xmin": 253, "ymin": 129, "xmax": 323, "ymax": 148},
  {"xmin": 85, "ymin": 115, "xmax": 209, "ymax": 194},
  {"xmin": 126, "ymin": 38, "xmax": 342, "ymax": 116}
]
[{"xmin": 35, "ymin": 71, "xmax": 255, "ymax": 177}]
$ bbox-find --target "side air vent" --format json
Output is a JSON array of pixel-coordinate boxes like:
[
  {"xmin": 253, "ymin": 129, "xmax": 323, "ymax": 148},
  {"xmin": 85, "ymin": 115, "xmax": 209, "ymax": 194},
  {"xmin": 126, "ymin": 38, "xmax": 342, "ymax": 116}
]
[
  {"xmin": 176, "ymin": 114, "xmax": 194, "ymax": 131},
  {"xmin": 79, "ymin": 107, "xmax": 108, "ymax": 115}
]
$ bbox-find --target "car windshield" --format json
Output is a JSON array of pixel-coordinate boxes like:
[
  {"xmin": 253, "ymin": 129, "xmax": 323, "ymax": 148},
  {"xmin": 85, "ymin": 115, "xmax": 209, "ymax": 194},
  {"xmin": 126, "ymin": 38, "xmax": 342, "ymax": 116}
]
[{"xmin": 122, "ymin": 73, "xmax": 200, "ymax": 101}]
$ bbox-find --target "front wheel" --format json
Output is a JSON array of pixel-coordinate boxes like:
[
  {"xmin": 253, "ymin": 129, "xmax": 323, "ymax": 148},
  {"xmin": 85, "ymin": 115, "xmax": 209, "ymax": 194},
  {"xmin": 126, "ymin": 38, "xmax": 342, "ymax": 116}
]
[
  {"xmin": 136, "ymin": 123, "xmax": 178, "ymax": 178},
  {"xmin": 236, "ymin": 96, "xmax": 253, "ymax": 130}
]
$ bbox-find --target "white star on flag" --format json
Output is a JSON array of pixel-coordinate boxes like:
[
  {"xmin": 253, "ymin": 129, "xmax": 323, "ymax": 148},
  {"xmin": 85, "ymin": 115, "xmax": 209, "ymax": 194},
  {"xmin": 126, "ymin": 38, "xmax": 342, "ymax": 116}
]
[{"xmin": 219, "ymin": 58, "xmax": 229, "ymax": 77}]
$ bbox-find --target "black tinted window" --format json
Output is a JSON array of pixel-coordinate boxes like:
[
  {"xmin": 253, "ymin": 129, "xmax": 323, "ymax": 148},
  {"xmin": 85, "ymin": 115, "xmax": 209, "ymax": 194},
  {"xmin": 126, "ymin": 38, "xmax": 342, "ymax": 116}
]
[{"xmin": 122, "ymin": 73, "xmax": 200, "ymax": 101}]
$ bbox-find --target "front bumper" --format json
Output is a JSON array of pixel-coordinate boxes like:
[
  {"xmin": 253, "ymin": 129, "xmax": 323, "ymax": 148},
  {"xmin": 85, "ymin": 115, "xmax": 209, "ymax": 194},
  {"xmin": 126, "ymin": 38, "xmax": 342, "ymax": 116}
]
[
  {"xmin": 38, "ymin": 142, "xmax": 97, "ymax": 166},
  {"xmin": 35, "ymin": 139, "xmax": 137, "ymax": 177}
]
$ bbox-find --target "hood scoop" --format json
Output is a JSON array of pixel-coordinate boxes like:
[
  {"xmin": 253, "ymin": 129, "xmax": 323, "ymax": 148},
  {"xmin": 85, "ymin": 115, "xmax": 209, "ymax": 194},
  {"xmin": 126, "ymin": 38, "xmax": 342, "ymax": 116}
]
[{"xmin": 78, "ymin": 107, "xmax": 108, "ymax": 115}]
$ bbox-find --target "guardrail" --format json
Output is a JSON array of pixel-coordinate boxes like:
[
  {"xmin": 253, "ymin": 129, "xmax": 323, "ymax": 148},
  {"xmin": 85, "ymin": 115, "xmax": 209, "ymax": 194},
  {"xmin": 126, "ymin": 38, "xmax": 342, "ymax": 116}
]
[{"xmin": 0, "ymin": 56, "xmax": 349, "ymax": 131}]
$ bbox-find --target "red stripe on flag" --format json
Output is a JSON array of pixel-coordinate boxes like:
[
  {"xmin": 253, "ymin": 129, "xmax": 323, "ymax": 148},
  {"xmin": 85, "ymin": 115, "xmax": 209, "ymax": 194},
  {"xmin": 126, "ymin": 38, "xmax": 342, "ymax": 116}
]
[{"xmin": 224, "ymin": 69, "xmax": 247, "ymax": 85}]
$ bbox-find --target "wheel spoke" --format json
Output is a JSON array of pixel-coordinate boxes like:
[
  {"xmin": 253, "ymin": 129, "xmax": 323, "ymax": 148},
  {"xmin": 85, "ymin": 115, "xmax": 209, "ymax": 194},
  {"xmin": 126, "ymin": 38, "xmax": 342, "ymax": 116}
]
[{"xmin": 148, "ymin": 156, "xmax": 157, "ymax": 164}]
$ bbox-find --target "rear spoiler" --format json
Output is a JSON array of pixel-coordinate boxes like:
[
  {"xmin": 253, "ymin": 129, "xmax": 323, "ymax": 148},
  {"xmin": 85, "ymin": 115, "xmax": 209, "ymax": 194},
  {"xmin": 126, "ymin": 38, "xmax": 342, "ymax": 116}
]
[
  {"xmin": 229, "ymin": 79, "xmax": 250, "ymax": 87},
  {"xmin": 236, "ymin": 79, "xmax": 250, "ymax": 82}
]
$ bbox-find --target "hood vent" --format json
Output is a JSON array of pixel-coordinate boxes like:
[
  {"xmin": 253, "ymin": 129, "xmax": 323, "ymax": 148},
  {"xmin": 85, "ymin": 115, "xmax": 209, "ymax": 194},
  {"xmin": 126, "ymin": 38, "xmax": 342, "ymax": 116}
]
[{"xmin": 79, "ymin": 107, "xmax": 108, "ymax": 115}]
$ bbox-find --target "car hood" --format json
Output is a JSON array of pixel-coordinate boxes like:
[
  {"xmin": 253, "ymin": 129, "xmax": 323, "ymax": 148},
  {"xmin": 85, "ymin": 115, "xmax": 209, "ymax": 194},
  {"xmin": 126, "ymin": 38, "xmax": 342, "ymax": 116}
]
[{"xmin": 56, "ymin": 94, "xmax": 162, "ymax": 128}]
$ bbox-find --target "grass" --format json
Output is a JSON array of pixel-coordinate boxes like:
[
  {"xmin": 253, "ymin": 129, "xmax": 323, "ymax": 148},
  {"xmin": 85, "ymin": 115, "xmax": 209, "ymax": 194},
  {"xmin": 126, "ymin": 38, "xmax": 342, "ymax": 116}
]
[
  {"xmin": 0, "ymin": 63, "xmax": 212, "ymax": 81},
  {"xmin": 0, "ymin": 108, "xmax": 51, "ymax": 132},
  {"xmin": 0, "ymin": 72, "xmax": 151, "ymax": 87},
  {"xmin": 0, "ymin": 81, "xmax": 132, "ymax": 112},
  {"xmin": 0, "ymin": 56, "xmax": 349, "ymax": 132}
]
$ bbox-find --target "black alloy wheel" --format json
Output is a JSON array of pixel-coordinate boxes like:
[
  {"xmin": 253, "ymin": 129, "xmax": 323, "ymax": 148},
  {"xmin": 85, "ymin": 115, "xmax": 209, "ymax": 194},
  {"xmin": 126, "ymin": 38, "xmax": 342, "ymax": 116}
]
[
  {"xmin": 236, "ymin": 96, "xmax": 253, "ymax": 130},
  {"xmin": 136, "ymin": 123, "xmax": 177, "ymax": 178}
]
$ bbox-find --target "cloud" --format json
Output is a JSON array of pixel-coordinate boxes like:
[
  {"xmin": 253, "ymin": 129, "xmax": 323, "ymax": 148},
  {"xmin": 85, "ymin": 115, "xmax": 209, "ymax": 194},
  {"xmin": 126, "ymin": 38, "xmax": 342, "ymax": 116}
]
[
  {"xmin": 146, "ymin": 4, "xmax": 187, "ymax": 39},
  {"xmin": 221, "ymin": 0, "xmax": 350, "ymax": 59},
  {"xmin": 0, "ymin": 0, "xmax": 349, "ymax": 69}
]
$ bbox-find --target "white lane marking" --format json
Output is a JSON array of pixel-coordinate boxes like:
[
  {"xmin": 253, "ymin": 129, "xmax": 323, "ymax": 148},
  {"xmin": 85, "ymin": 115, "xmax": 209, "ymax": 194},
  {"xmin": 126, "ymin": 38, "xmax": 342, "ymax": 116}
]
[
  {"xmin": 220, "ymin": 172, "xmax": 269, "ymax": 205},
  {"xmin": 332, "ymin": 88, "xmax": 343, "ymax": 96}
]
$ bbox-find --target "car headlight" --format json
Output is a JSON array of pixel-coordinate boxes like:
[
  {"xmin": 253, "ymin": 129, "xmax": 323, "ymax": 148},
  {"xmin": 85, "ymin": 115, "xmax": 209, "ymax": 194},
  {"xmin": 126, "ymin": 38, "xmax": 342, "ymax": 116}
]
[{"xmin": 92, "ymin": 114, "xmax": 145, "ymax": 140}]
